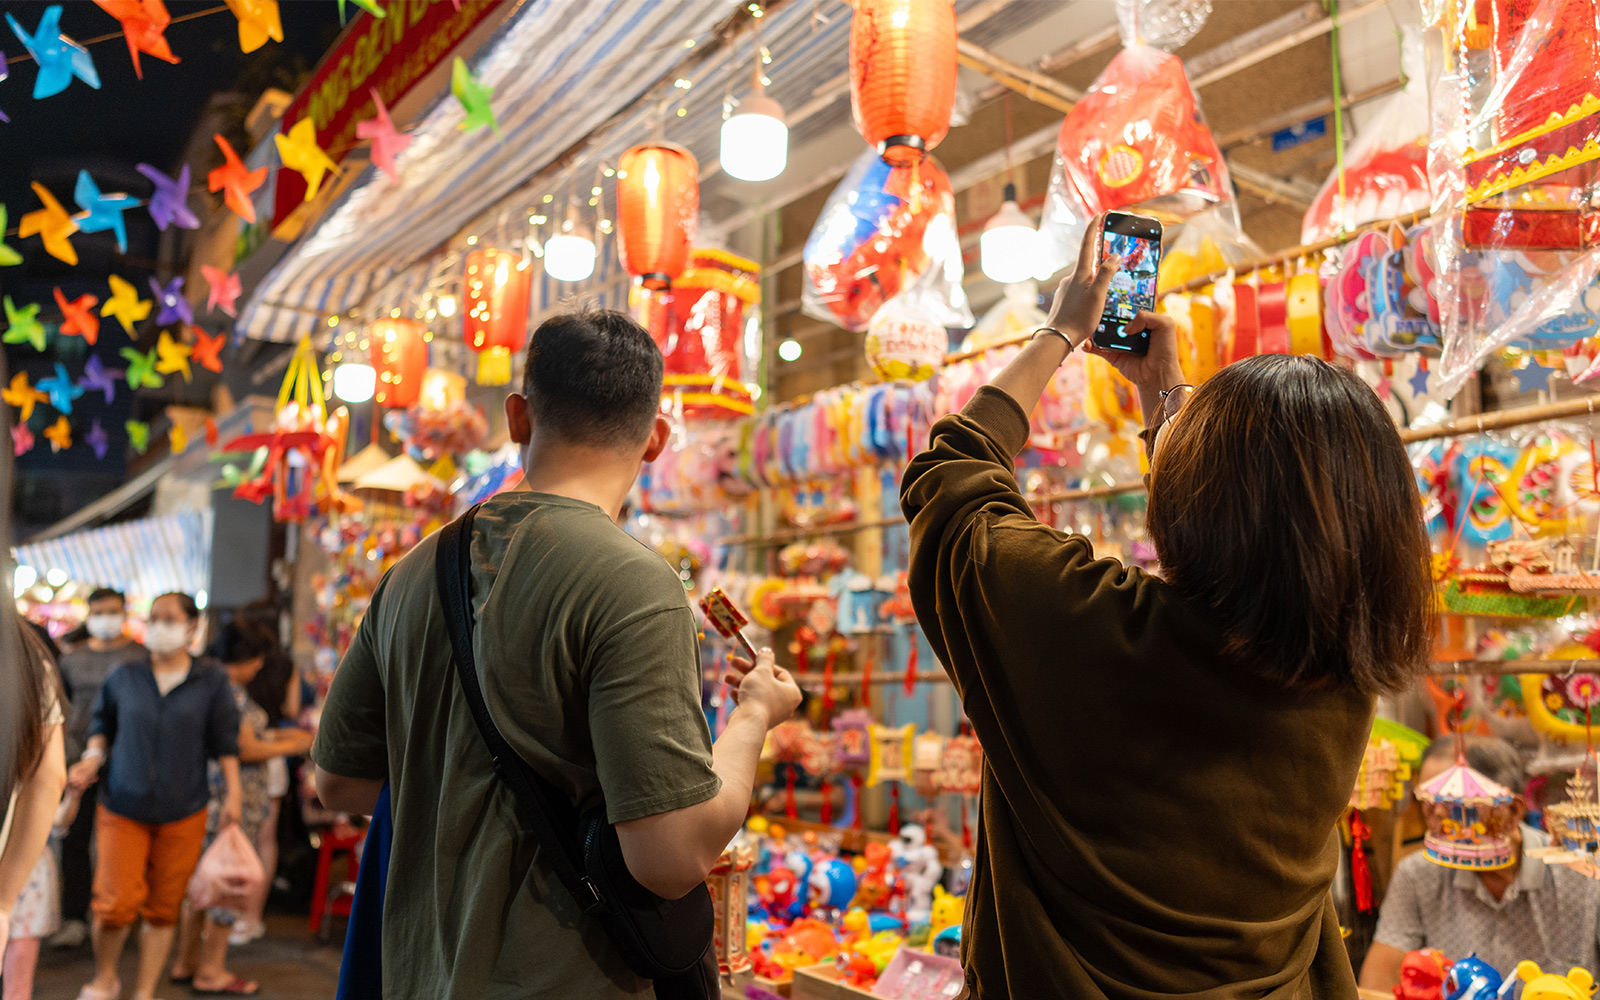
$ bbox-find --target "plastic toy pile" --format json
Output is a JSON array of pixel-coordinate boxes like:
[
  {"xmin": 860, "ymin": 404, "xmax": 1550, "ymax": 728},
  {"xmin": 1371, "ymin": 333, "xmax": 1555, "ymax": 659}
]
[{"xmin": 1394, "ymin": 948, "xmax": 1595, "ymax": 1000}]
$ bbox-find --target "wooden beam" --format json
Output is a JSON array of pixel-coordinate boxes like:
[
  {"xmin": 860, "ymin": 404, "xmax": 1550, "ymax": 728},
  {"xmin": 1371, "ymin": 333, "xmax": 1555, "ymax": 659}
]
[
  {"xmin": 1188, "ymin": 0, "xmax": 1392, "ymax": 89},
  {"xmin": 956, "ymin": 39, "xmax": 1080, "ymax": 115}
]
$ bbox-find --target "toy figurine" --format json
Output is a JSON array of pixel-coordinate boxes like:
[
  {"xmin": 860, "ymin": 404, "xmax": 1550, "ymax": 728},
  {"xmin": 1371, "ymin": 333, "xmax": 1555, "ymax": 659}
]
[
  {"xmin": 1396, "ymin": 949, "xmax": 1451, "ymax": 1000},
  {"xmin": 1445, "ymin": 953, "xmax": 1502, "ymax": 1000},
  {"xmin": 762, "ymin": 866, "xmax": 802, "ymax": 924},
  {"xmin": 894, "ymin": 824, "xmax": 944, "ymax": 927},
  {"xmin": 809, "ymin": 858, "xmax": 858, "ymax": 914},
  {"xmin": 927, "ymin": 885, "xmax": 964, "ymax": 946},
  {"xmin": 1497, "ymin": 961, "xmax": 1597, "ymax": 1000},
  {"xmin": 852, "ymin": 842, "xmax": 896, "ymax": 911}
]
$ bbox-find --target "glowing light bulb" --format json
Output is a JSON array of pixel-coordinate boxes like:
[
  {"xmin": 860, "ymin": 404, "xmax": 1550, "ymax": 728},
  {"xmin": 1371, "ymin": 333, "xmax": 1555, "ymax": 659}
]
[
  {"xmin": 721, "ymin": 92, "xmax": 788, "ymax": 182},
  {"xmin": 333, "ymin": 363, "xmax": 376, "ymax": 403},
  {"xmin": 979, "ymin": 185, "xmax": 1039, "ymax": 285}
]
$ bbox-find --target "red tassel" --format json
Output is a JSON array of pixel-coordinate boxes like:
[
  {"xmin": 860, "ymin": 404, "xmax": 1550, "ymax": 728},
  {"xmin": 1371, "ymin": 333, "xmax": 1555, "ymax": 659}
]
[
  {"xmin": 887, "ymin": 784, "xmax": 901, "ymax": 833},
  {"xmin": 850, "ymin": 775, "xmax": 864, "ymax": 831},
  {"xmin": 960, "ymin": 798, "xmax": 972, "ymax": 850},
  {"xmin": 1351, "ymin": 810, "xmax": 1374, "ymax": 913},
  {"xmin": 820, "ymin": 780, "xmax": 833, "ymax": 825},
  {"xmin": 822, "ymin": 647, "xmax": 836, "ymax": 715},
  {"xmin": 784, "ymin": 770, "xmax": 798, "ymax": 820},
  {"xmin": 861, "ymin": 647, "xmax": 874, "ymax": 710},
  {"xmin": 904, "ymin": 634, "xmax": 919, "ymax": 697}
]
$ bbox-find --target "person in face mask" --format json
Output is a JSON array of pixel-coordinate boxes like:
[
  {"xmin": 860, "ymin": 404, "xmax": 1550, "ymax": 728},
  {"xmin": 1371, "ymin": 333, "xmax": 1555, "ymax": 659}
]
[
  {"xmin": 49, "ymin": 588, "xmax": 147, "ymax": 950},
  {"xmin": 66, "ymin": 592, "xmax": 242, "ymax": 1000}
]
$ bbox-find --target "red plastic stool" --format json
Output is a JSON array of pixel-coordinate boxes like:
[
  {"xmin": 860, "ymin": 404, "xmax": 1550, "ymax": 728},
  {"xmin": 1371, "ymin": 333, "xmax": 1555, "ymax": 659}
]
[{"xmin": 309, "ymin": 819, "xmax": 365, "ymax": 940}]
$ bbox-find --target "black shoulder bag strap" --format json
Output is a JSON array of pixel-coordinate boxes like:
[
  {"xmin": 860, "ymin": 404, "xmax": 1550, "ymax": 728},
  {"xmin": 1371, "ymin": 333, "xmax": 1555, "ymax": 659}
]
[{"xmin": 433, "ymin": 506, "xmax": 605, "ymax": 915}]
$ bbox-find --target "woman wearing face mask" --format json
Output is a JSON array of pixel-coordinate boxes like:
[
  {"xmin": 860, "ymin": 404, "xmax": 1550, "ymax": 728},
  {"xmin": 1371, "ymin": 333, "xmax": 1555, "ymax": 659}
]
[
  {"xmin": 66, "ymin": 593, "xmax": 242, "ymax": 1000},
  {"xmin": 52, "ymin": 588, "xmax": 148, "ymax": 949}
]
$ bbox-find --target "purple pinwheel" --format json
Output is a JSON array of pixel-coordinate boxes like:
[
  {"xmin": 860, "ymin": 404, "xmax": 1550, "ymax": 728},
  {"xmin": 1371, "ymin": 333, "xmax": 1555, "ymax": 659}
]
[
  {"xmin": 78, "ymin": 355, "xmax": 124, "ymax": 405},
  {"xmin": 148, "ymin": 275, "xmax": 191, "ymax": 326},
  {"xmin": 1, "ymin": 51, "xmax": 9, "ymax": 123},
  {"xmin": 136, "ymin": 163, "xmax": 199, "ymax": 231},
  {"xmin": 86, "ymin": 419, "xmax": 109, "ymax": 460}
]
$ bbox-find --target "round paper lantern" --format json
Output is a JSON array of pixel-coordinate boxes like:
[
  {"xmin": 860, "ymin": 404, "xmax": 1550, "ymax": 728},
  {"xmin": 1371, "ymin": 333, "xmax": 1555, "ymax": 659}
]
[
  {"xmin": 370, "ymin": 318, "xmax": 427, "ymax": 408},
  {"xmin": 849, "ymin": 0, "xmax": 958, "ymax": 168},
  {"xmin": 864, "ymin": 295, "xmax": 946, "ymax": 382},
  {"xmin": 464, "ymin": 248, "xmax": 532, "ymax": 385},
  {"xmin": 617, "ymin": 143, "xmax": 698, "ymax": 290},
  {"xmin": 418, "ymin": 369, "xmax": 466, "ymax": 413}
]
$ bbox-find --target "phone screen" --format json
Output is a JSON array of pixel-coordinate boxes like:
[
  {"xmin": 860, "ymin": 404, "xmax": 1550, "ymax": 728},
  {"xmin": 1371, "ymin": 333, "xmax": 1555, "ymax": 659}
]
[{"xmin": 1092, "ymin": 214, "xmax": 1163, "ymax": 354}]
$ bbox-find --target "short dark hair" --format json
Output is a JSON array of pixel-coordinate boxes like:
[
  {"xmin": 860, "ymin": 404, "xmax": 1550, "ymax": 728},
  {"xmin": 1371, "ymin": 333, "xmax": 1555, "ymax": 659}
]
[
  {"xmin": 1423, "ymin": 735, "xmax": 1526, "ymax": 794},
  {"xmin": 1147, "ymin": 354, "xmax": 1433, "ymax": 697},
  {"xmin": 520, "ymin": 310, "xmax": 663, "ymax": 449},
  {"xmin": 211, "ymin": 619, "xmax": 276, "ymax": 666},
  {"xmin": 88, "ymin": 588, "xmax": 125, "ymax": 606},
  {"xmin": 153, "ymin": 591, "xmax": 200, "ymax": 621}
]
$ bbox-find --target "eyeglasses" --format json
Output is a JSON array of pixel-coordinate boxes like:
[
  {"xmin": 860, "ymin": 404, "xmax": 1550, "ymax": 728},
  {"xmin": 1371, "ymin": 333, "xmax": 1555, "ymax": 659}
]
[{"xmin": 1152, "ymin": 384, "xmax": 1195, "ymax": 446}]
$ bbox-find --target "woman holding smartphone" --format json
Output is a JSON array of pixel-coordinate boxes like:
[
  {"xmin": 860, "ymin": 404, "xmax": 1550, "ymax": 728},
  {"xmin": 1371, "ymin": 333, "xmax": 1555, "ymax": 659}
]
[{"xmin": 900, "ymin": 218, "xmax": 1432, "ymax": 999}]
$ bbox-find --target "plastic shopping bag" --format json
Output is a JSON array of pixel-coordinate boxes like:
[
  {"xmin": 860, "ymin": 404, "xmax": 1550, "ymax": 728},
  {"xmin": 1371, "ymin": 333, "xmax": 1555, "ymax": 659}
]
[{"xmin": 187, "ymin": 825, "xmax": 266, "ymax": 913}]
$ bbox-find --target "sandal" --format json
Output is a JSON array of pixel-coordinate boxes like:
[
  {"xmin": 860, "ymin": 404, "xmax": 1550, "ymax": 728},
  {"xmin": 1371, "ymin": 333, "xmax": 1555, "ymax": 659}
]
[
  {"xmin": 170, "ymin": 975, "xmax": 194, "ymax": 986},
  {"xmin": 191, "ymin": 976, "xmax": 259, "ymax": 996},
  {"xmin": 75, "ymin": 981, "xmax": 121, "ymax": 1000}
]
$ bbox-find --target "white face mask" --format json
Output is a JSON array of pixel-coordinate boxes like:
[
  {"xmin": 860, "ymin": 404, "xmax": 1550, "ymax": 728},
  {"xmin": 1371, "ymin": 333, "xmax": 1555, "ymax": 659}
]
[
  {"xmin": 144, "ymin": 622, "xmax": 193, "ymax": 657},
  {"xmin": 86, "ymin": 614, "xmax": 125, "ymax": 641}
]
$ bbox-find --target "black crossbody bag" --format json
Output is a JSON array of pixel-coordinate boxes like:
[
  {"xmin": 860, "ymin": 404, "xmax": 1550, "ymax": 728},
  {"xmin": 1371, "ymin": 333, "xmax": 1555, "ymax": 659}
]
[{"xmin": 434, "ymin": 506, "xmax": 719, "ymax": 999}]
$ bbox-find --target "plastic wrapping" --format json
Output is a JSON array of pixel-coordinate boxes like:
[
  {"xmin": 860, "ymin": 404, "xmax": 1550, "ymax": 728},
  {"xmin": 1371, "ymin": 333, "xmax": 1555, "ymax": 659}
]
[
  {"xmin": 1035, "ymin": 44, "xmax": 1235, "ymax": 278},
  {"xmin": 1115, "ymin": 0, "xmax": 1212, "ymax": 52},
  {"xmin": 1427, "ymin": 0, "xmax": 1600, "ymax": 398},
  {"xmin": 802, "ymin": 148, "xmax": 971, "ymax": 332},
  {"xmin": 1325, "ymin": 223, "xmax": 1441, "ymax": 359},
  {"xmin": 187, "ymin": 825, "xmax": 266, "ymax": 913}
]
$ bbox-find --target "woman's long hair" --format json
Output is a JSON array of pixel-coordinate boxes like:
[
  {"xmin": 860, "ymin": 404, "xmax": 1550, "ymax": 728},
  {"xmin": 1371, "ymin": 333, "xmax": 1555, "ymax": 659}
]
[
  {"xmin": 9, "ymin": 622, "xmax": 64, "ymax": 788},
  {"xmin": 1146, "ymin": 354, "xmax": 1434, "ymax": 696}
]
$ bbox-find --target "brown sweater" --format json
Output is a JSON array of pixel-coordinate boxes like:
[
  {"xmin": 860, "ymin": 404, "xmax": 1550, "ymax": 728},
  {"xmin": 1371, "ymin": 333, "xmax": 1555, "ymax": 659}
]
[{"xmin": 900, "ymin": 385, "xmax": 1371, "ymax": 1000}]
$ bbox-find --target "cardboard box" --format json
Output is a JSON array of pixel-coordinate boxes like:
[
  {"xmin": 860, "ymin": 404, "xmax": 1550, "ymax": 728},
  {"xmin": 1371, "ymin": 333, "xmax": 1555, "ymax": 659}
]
[{"xmin": 790, "ymin": 963, "xmax": 877, "ymax": 1000}]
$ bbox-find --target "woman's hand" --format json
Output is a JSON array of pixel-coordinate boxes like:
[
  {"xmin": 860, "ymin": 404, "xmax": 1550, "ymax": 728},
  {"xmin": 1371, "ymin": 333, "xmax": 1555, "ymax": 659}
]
[
  {"xmin": 221, "ymin": 789, "xmax": 243, "ymax": 828},
  {"xmin": 1043, "ymin": 219, "xmax": 1123, "ymax": 345},
  {"xmin": 1084, "ymin": 311, "xmax": 1186, "ymax": 392},
  {"xmin": 67, "ymin": 757, "xmax": 101, "ymax": 791}
]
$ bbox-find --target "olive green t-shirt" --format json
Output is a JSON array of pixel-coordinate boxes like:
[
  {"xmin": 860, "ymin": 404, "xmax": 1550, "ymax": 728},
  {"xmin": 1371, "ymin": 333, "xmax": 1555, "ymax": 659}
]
[{"xmin": 312, "ymin": 491, "xmax": 720, "ymax": 1000}]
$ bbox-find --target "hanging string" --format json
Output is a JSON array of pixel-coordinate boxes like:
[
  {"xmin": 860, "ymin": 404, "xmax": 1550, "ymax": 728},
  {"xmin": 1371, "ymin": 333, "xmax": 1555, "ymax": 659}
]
[
  {"xmin": 1327, "ymin": 0, "xmax": 1347, "ymax": 239},
  {"xmin": 1, "ymin": 4, "xmax": 232, "ymax": 67}
]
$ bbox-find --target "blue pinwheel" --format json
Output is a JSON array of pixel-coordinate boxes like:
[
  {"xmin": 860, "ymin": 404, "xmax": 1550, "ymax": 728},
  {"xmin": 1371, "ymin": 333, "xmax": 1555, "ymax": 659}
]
[
  {"xmin": 37, "ymin": 362, "xmax": 85, "ymax": 415},
  {"xmin": 6, "ymin": 6, "xmax": 100, "ymax": 99},
  {"xmin": 73, "ymin": 171, "xmax": 138, "ymax": 253}
]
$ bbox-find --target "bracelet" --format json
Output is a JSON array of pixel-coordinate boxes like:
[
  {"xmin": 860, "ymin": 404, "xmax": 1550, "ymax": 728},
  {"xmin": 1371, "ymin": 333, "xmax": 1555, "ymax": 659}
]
[
  {"xmin": 80, "ymin": 747, "xmax": 104, "ymax": 763},
  {"xmin": 1030, "ymin": 326, "xmax": 1075, "ymax": 351}
]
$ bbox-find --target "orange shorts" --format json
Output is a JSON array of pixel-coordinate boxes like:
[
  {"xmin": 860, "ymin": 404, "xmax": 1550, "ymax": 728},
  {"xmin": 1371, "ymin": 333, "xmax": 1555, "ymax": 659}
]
[{"xmin": 91, "ymin": 806, "xmax": 207, "ymax": 928}]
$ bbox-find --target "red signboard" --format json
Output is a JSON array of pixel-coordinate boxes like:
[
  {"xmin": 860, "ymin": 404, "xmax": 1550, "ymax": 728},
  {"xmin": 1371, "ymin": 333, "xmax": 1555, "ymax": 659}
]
[{"xmin": 272, "ymin": 0, "xmax": 503, "ymax": 228}]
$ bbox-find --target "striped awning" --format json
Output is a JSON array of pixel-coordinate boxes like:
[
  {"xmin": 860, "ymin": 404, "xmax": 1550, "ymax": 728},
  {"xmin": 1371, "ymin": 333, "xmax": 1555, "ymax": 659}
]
[
  {"xmin": 14, "ymin": 511, "xmax": 214, "ymax": 602},
  {"xmin": 239, "ymin": 0, "xmax": 740, "ymax": 346}
]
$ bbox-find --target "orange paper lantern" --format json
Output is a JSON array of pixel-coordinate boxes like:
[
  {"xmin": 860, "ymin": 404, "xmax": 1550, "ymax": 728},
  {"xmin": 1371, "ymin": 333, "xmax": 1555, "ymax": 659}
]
[
  {"xmin": 463, "ymin": 249, "xmax": 532, "ymax": 353},
  {"xmin": 617, "ymin": 143, "xmax": 698, "ymax": 290},
  {"xmin": 849, "ymin": 0, "xmax": 958, "ymax": 167},
  {"xmin": 370, "ymin": 319, "xmax": 426, "ymax": 408}
]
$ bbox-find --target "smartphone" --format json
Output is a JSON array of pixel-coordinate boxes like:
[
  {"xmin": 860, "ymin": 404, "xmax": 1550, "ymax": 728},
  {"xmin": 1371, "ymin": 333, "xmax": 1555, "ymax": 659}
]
[{"xmin": 1091, "ymin": 212, "xmax": 1164, "ymax": 355}]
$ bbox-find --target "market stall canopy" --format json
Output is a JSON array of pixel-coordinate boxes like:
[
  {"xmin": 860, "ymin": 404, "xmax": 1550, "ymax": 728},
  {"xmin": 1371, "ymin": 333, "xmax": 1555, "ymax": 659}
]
[
  {"xmin": 354, "ymin": 454, "xmax": 443, "ymax": 493},
  {"xmin": 238, "ymin": 0, "xmax": 737, "ymax": 346},
  {"xmin": 337, "ymin": 442, "xmax": 392, "ymax": 483},
  {"xmin": 12, "ymin": 511, "xmax": 213, "ymax": 602}
]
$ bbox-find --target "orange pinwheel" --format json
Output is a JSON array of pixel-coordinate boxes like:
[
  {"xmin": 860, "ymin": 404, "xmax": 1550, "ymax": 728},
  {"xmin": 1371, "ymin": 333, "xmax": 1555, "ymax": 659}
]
[
  {"xmin": 53, "ymin": 287, "xmax": 101, "ymax": 345},
  {"xmin": 19, "ymin": 182, "xmax": 79, "ymax": 265},
  {"xmin": 191, "ymin": 326, "xmax": 226, "ymax": 373},
  {"xmin": 207, "ymin": 134, "xmax": 267, "ymax": 223},
  {"xmin": 92, "ymin": 0, "xmax": 179, "ymax": 79},
  {"xmin": 44, "ymin": 415, "xmax": 73, "ymax": 453},
  {"xmin": 2, "ymin": 373, "xmax": 48, "ymax": 422}
]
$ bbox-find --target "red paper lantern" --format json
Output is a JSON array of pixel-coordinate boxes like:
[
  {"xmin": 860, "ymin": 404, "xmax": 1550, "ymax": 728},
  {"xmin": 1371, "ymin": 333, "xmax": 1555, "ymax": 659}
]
[
  {"xmin": 634, "ymin": 249, "xmax": 760, "ymax": 419},
  {"xmin": 617, "ymin": 143, "xmax": 698, "ymax": 290},
  {"xmin": 370, "ymin": 318, "xmax": 426, "ymax": 408},
  {"xmin": 463, "ymin": 248, "xmax": 531, "ymax": 353},
  {"xmin": 849, "ymin": 0, "xmax": 958, "ymax": 168}
]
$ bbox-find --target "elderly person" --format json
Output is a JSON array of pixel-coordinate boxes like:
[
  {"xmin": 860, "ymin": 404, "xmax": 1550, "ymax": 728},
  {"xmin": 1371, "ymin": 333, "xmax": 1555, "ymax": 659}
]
[{"xmin": 901, "ymin": 219, "xmax": 1433, "ymax": 998}]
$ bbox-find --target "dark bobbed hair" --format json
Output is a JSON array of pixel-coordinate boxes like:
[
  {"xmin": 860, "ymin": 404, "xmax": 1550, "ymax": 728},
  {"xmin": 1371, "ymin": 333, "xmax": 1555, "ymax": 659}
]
[
  {"xmin": 1422, "ymin": 734, "xmax": 1526, "ymax": 795},
  {"xmin": 210, "ymin": 619, "xmax": 277, "ymax": 667},
  {"xmin": 153, "ymin": 591, "xmax": 200, "ymax": 621},
  {"xmin": 87, "ymin": 587, "xmax": 126, "ymax": 606},
  {"xmin": 520, "ymin": 309, "xmax": 664, "ymax": 450},
  {"xmin": 1146, "ymin": 354, "xmax": 1433, "ymax": 697}
]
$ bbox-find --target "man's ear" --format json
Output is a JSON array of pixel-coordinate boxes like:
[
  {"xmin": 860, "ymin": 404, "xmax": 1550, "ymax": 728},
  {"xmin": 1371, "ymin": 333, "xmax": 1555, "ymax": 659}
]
[
  {"xmin": 642, "ymin": 415, "xmax": 671, "ymax": 462},
  {"xmin": 505, "ymin": 393, "xmax": 532, "ymax": 446}
]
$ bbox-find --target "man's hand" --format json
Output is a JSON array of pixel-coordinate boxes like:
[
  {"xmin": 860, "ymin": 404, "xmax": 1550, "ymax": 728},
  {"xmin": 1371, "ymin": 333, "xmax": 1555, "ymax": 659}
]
[
  {"xmin": 722, "ymin": 648, "xmax": 802, "ymax": 729},
  {"xmin": 1084, "ymin": 310, "xmax": 1185, "ymax": 392},
  {"xmin": 67, "ymin": 757, "xmax": 101, "ymax": 792}
]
